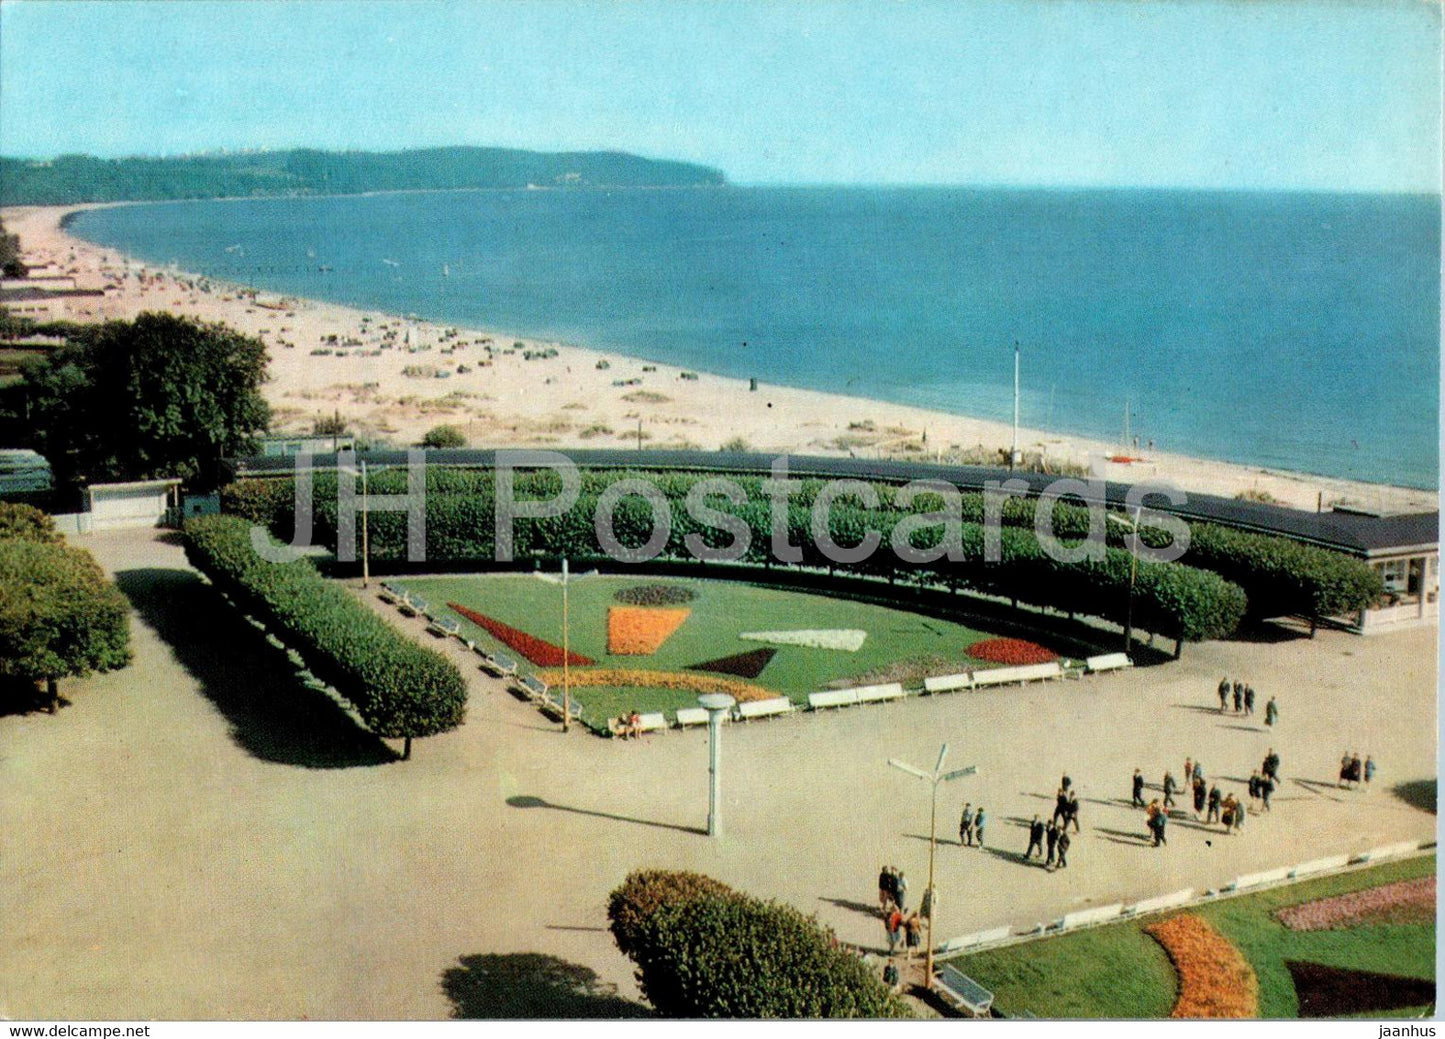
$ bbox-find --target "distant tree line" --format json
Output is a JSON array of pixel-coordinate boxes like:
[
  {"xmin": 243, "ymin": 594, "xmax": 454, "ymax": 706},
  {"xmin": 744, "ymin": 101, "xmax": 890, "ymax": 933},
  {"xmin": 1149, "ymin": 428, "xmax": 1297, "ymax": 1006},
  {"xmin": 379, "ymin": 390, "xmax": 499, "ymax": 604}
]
[{"xmin": 0, "ymin": 147, "xmax": 727, "ymax": 206}]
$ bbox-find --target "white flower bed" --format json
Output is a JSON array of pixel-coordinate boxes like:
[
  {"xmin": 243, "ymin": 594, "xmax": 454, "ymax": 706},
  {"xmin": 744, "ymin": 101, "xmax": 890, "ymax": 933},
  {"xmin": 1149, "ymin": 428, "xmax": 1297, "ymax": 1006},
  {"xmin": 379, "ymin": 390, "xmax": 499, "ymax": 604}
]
[{"xmin": 739, "ymin": 629, "xmax": 868, "ymax": 652}]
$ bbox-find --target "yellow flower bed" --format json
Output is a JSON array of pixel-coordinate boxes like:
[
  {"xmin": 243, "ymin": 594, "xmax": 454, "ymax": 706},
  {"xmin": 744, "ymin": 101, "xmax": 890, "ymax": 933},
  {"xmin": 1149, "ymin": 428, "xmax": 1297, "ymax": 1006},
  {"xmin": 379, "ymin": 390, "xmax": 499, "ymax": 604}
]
[
  {"xmin": 537, "ymin": 668, "xmax": 779, "ymax": 702},
  {"xmin": 607, "ymin": 606, "xmax": 691, "ymax": 655},
  {"xmin": 1145, "ymin": 914, "xmax": 1259, "ymax": 1019}
]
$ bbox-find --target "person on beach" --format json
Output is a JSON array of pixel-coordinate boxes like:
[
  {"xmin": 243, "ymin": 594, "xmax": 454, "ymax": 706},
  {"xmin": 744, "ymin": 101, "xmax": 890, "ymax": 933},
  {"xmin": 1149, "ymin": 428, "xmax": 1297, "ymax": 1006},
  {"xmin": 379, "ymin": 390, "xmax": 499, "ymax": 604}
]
[
  {"xmin": 1244, "ymin": 685, "xmax": 1255, "ymax": 716},
  {"xmin": 1364, "ymin": 755, "xmax": 1376, "ymax": 789},
  {"xmin": 1026, "ymin": 815, "xmax": 1046, "ymax": 859},
  {"xmin": 959, "ymin": 803, "xmax": 975, "ymax": 847},
  {"xmin": 1218, "ymin": 679, "xmax": 1230, "ymax": 712},
  {"xmin": 1045, "ymin": 820, "xmax": 1060, "ymax": 867},
  {"xmin": 1055, "ymin": 829, "xmax": 1072, "ymax": 869},
  {"xmin": 1207, "ymin": 784, "xmax": 1222, "ymax": 824},
  {"xmin": 1163, "ymin": 769, "xmax": 1177, "ymax": 809},
  {"xmin": 1265, "ymin": 696, "xmax": 1278, "ymax": 727},
  {"xmin": 974, "ymin": 807, "xmax": 988, "ymax": 847},
  {"xmin": 1132, "ymin": 769, "xmax": 1146, "ymax": 808}
]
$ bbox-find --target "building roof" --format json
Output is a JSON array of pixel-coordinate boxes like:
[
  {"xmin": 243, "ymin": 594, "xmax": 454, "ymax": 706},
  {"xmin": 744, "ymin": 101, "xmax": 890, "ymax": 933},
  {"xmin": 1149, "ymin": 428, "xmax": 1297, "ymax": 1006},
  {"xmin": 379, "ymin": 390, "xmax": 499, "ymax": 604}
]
[{"xmin": 229, "ymin": 449, "xmax": 1438, "ymax": 558}]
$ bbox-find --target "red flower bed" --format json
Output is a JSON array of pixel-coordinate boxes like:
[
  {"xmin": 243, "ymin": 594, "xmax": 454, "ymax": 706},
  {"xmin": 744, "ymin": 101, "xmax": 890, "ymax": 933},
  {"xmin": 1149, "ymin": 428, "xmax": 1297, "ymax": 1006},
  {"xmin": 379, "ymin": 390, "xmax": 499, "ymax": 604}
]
[
  {"xmin": 967, "ymin": 638, "xmax": 1058, "ymax": 665},
  {"xmin": 1276, "ymin": 876, "xmax": 1435, "ymax": 931},
  {"xmin": 447, "ymin": 602, "xmax": 594, "ymax": 667}
]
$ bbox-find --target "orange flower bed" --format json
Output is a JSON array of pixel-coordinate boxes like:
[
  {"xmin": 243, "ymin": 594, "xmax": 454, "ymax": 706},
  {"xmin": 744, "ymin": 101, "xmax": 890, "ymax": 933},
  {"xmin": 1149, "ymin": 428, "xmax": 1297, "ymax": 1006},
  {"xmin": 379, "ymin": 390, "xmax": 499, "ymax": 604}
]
[
  {"xmin": 537, "ymin": 668, "xmax": 779, "ymax": 702},
  {"xmin": 607, "ymin": 606, "xmax": 691, "ymax": 655},
  {"xmin": 1145, "ymin": 914, "xmax": 1258, "ymax": 1019}
]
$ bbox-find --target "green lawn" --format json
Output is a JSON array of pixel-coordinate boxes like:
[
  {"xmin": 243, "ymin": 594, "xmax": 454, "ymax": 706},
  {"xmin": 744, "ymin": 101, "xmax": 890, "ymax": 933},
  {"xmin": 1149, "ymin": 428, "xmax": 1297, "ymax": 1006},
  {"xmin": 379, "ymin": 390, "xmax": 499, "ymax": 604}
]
[
  {"xmin": 401, "ymin": 573, "xmax": 1009, "ymax": 725},
  {"xmin": 954, "ymin": 855, "xmax": 1436, "ymax": 1019}
]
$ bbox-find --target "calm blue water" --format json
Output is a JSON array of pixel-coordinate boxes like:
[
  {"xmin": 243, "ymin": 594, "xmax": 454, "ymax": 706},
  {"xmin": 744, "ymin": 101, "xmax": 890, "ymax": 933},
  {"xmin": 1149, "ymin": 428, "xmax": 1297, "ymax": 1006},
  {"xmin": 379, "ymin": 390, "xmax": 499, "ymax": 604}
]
[{"xmin": 70, "ymin": 187, "xmax": 1440, "ymax": 488}]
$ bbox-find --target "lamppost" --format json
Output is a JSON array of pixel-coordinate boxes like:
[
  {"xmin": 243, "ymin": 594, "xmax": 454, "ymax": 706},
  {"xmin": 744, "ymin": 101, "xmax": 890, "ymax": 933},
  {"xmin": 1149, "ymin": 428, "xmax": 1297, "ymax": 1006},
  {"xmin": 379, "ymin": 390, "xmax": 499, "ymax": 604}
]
[
  {"xmin": 535, "ymin": 559, "xmax": 598, "ymax": 732},
  {"xmin": 888, "ymin": 744, "xmax": 977, "ymax": 991},
  {"xmin": 698, "ymin": 693, "xmax": 736, "ymax": 837},
  {"xmin": 1106, "ymin": 506, "xmax": 1145, "ymax": 656}
]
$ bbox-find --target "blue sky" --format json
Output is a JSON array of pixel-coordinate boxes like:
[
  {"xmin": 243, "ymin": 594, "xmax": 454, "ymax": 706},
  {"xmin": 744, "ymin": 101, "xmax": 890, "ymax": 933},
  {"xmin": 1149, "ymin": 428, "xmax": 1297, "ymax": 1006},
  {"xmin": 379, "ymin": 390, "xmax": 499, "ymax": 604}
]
[{"xmin": 1, "ymin": 0, "xmax": 1439, "ymax": 191}]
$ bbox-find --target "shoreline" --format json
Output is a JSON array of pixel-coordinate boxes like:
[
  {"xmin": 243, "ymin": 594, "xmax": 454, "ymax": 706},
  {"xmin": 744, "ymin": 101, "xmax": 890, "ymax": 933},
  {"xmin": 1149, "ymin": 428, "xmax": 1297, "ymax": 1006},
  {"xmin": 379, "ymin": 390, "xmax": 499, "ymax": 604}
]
[{"xmin": 4, "ymin": 202, "xmax": 1436, "ymax": 514}]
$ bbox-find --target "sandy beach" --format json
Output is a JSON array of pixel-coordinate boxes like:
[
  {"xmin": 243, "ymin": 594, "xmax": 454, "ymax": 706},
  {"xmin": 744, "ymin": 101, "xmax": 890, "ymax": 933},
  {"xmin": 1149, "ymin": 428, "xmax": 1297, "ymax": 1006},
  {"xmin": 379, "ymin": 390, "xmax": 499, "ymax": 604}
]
[{"xmin": 3, "ymin": 202, "xmax": 1435, "ymax": 513}]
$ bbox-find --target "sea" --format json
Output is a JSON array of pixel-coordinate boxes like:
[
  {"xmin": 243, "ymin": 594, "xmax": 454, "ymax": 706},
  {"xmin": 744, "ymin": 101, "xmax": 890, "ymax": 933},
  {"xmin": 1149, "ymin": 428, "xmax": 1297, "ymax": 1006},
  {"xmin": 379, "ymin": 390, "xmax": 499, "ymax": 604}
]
[{"xmin": 68, "ymin": 186, "xmax": 1441, "ymax": 489}]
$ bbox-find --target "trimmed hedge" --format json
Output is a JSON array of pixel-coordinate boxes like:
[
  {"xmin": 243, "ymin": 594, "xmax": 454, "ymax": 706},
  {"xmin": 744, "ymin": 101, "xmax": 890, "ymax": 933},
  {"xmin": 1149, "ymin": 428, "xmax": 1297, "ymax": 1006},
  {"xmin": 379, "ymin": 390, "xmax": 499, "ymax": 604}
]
[
  {"xmin": 232, "ymin": 465, "xmax": 1388, "ymax": 642},
  {"xmin": 183, "ymin": 514, "xmax": 466, "ymax": 741},
  {"xmin": 607, "ymin": 869, "xmax": 911, "ymax": 1018}
]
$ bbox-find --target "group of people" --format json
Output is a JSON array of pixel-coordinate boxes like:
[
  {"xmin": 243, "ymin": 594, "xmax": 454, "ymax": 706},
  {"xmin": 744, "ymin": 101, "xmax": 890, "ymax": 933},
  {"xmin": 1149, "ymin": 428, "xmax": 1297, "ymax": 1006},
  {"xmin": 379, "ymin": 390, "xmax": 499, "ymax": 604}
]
[
  {"xmin": 610, "ymin": 709, "xmax": 645, "ymax": 739},
  {"xmin": 958, "ymin": 803, "xmax": 988, "ymax": 847},
  {"xmin": 876, "ymin": 865, "xmax": 930, "ymax": 964},
  {"xmin": 1132, "ymin": 745, "xmax": 1287, "ymax": 845},
  {"xmin": 1050, "ymin": 777, "xmax": 1082, "ymax": 833},
  {"xmin": 1339, "ymin": 751, "xmax": 1375, "ymax": 789},
  {"xmin": 1217, "ymin": 677, "xmax": 1278, "ymax": 726},
  {"xmin": 1023, "ymin": 813, "xmax": 1073, "ymax": 868}
]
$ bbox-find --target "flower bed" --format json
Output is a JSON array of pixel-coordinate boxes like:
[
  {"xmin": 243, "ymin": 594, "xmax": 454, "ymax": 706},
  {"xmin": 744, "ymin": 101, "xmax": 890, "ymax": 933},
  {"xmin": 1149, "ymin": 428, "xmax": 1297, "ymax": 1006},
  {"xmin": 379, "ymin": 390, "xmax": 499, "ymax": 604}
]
[
  {"xmin": 447, "ymin": 602, "xmax": 595, "ymax": 667},
  {"xmin": 739, "ymin": 629, "xmax": 867, "ymax": 652},
  {"xmin": 1145, "ymin": 914, "xmax": 1259, "ymax": 1019},
  {"xmin": 1275, "ymin": 876, "xmax": 1436, "ymax": 931},
  {"xmin": 536, "ymin": 668, "xmax": 777, "ymax": 702},
  {"xmin": 614, "ymin": 584, "xmax": 697, "ymax": 607},
  {"xmin": 607, "ymin": 606, "xmax": 691, "ymax": 655},
  {"xmin": 967, "ymin": 637, "xmax": 1058, "ymax": 665},
  {"xmin": 686, "ymin": 647, "xmax": 777, "ymax": 679}
]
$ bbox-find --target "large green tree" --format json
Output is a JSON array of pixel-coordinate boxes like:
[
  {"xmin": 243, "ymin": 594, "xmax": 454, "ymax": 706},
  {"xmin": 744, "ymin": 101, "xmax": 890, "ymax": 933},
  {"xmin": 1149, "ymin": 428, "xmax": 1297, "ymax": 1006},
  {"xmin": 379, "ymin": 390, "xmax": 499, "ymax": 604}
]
[
  {"xmin": 21, "ymin": 311, "xmax": 269, "ymax": 489},
  {"xmin": 0, "ymin": 538, "xmax": 131, "ymax": 710}
]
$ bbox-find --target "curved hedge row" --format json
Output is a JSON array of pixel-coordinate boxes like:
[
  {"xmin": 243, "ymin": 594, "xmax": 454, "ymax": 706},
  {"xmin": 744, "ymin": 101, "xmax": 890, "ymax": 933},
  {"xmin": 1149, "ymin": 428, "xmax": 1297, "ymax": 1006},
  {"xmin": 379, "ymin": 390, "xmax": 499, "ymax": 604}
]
[
  {"xmin": 606, "ymin": 870, "xmax": 911, "ymax": 1018},
  {"xmin": 225, "ymin": 468, "xmax": 1281, "ymax": 642},
  {"xmin": 183, "ymin": 514, "xmax": 467, "ymax": 744}
]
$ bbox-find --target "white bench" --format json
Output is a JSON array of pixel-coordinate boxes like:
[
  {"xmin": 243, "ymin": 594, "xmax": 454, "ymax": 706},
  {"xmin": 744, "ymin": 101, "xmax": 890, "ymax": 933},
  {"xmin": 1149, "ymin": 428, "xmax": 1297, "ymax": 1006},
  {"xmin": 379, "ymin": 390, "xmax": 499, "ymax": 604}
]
[
  {"xmin": 1086, "ymin": 652, "xmax": 1133, "ymax": 673},
  {"xmin": 853, "ymin": 682, "xmax": 905, "ymax": 704},
  {"xmin": 935, "ymin": 925, "xmax": 1012, "ymax": 954},
  {"xmin": 934, "ymin": 964, "xmax": 994, "ymax": 1018},
  {"xmin": 1233, "ymin": 866, "xmax": 1292, "ymax": 891},
  {"xmin": 1289, "ymin": 855, "xmax": 1350, "ymax": 879},
  {"xmin": 808, "ymin": 689, "xmax": 859, "ymax": 710},
  {"xmin": 1059, "ymin": 903, "xmax": 1124, "ymax": 930},
  {"xmin": 923, "ymin": 672, "xmax": 974, "ymax": 694},
  {"xmin": 971, "ymin": 662, "xmax": 1064, "ymax": 687},
  {"xmin": 610, "ymin": 711, "xmax": 668, "ymax": 737},
  {"xmin": 735, "ymin": 697, "xmax": 793, "ymax": 721},
  {"xmin": 674, "ymin": 707, "xmax": 711, "ymax": 727},
  {"xmin": 1124, "ymin": 889, "xmax": 1194, "ymax": 916}
]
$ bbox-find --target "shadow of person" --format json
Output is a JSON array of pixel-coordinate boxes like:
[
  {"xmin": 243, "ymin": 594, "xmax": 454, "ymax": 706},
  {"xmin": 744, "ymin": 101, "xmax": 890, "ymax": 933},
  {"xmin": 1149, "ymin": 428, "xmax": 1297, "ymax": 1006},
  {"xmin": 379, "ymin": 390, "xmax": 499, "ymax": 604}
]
[
  {"xmin": 442, "ymin": 952, "xmax": 651, "ymax": 1018},
  {"xmin": 115, "ymin": 567, "xmax": 396, "ymax": 768},
  {"xmin": 506, "ymin": 794, "xmax": 704, "ymax": 835}
]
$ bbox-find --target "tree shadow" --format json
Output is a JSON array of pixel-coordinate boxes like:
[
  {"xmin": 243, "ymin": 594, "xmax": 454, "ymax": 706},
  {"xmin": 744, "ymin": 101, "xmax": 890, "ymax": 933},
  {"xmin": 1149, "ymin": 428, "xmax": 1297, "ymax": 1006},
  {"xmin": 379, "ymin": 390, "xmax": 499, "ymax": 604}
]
[
  {"xmin": 441, "ymin": 952, "xmax": 651, "ymax": 1019},
  {"xmin": 115, "ymin": 568, "xmax": 396, "ymax": 768},
  {"xmin": 0, "ymin": 675, "xmax": 65, "ymax": 717},
  {"xmin": 1391, "ymin": 780, "xmax": 1437, "ymax": 815},
  {"xmin": 506, "ymin": 795, "xmax": 704, "ymax": 835}
]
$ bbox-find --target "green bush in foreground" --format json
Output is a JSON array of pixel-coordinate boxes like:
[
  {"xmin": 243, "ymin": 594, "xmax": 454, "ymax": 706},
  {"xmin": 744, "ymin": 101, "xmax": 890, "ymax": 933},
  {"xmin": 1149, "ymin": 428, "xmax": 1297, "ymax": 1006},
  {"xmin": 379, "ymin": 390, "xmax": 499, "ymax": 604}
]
[
  {"xmin": 0, "ymin": 537, "xmax": 131, "ymax": 703},
  {"xmin": 183, "ymin": 514, "xmax": 466, "ymax": 748},
  {"xmin": 0, "ymin": 501, "xmax": 64, "ymax": 544},
  {"xmin": 607, "ymin": 869, "xmax": 911, "ymax": 1018}
]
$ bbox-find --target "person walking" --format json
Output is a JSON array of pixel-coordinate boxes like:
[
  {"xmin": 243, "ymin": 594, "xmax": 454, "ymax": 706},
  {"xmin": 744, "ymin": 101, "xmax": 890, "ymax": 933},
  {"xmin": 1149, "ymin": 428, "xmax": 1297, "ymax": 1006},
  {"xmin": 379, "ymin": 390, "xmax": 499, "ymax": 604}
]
[
  {"xmin": 1364, "ymin": 755, "xmax": 1376, "ymax": 790},
  {"xmin": 1192, "ymin": 775, "xmax": 1207, "ymax": 818},
  {"xmin": 1349, "ymin": 752, "xmax": 1363, "ymax": 788},
  {"xmin": 1207, "ymin": 784, "xmax": 1222, "ymax": 824},
  {"xmin": 1052, "ymin": 786, "xmax": 1069, "ymax": 827},
  {"xmin": 1227, "ymin": 794, "xmax": 1244, "ymax": 833},
  {"xmin": 959, "ymin": 803, "xmax": 975, "ymax": 847},
  {"xmin": 974, "ymin": 807, "xmax": 988, "ymax": 848},
  {"xmin": 1247, "ymin": 771, "xmax": 1261, "ymax": 812},
  {"xmin": 1183, "ymin": 757, "xmax": 1194, "ymax": 788},
  {"xmin": 904, "ymin": 913, "xmax": 922, "ymax": 960},
  {"xmin": 1243, "ymin": 685, "xmax": 1255, "ymax": 716},
  {"xmin": 1193, "ymin": 760, "xmax": 1205, "ymax": 785},
  {"xmin": 1163, "ymin": 770, "xmax": 1177, "ymax": 808},
  {"xmin": 1045, "ymin": 820, "xmax": 1060, "ymax": 868},
  {"xmin": 1339, "ymin": 751, "xmax": 1352, "ymax": 789},
  {"xmin": 1221, "ymin": 796, "xmax": 1235, "ymax": 832},
  {"xmin": 1146, "ymin": 799, "xmax": 1163, "ymax": 846},
  {"xmin": 1263, "ymin": 749, "xmax": 1280, "ymax": 783},
  {"xmin": 1132, "ymin": 769, "xmax": 1146, "ymax": 808},
  {"xmin": 1056, "ymin": 828, "xmax": 1072, "ymax": 869},
  {"xmin": 1259, "ymin": 772, "xmax": 1274, "ymax": 812},
  {"xmin": 1232, "ymin": 684, "xmax": 1243, "ymax": 713},
  {"xmin": 921, "ymin": 885, "xmax": 936, "ymax": 923},
  {"xmin": 1218, "ymin": 678, "xmax": 1230, "ymax": 712},
  {"xmin": 885, "ymin": 908, "xmax": 903, "ymax": 954},
  {"xmin": 1265, "ymin": 696, "xmax": 1278, "ymax": 728},
  {"xmin": 895, "ymin": 871, "xmax": 908, "ymax": 912},
  {"xmin": 1026, "ymin": 815, "xmax": 1046, "ymax": 859},
  {"xmin": 879, "ymin": 866, "xmax": 895, "ymax": 912},
  {"xmin": 1065, "ymin": 789, "xmax": 1080, "ymax": 833}
]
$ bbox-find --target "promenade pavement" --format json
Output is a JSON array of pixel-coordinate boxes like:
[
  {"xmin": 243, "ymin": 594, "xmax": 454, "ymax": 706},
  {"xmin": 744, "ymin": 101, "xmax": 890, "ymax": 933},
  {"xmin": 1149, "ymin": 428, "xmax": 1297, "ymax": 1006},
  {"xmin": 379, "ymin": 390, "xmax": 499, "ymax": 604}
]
[{"xmin": 1, "ymin": 529, "xmax": 1436, "ymax": 1019}]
